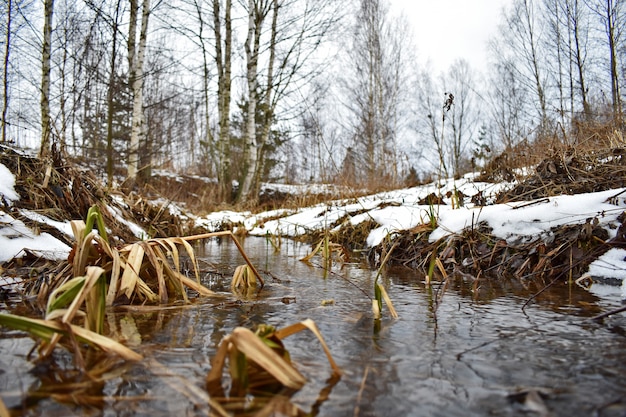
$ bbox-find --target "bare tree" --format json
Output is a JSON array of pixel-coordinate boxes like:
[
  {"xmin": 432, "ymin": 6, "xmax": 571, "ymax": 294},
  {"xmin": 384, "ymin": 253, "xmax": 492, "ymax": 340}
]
[
  {"xmin": 212, "ymin": 0, "xmax": 233, "ymax": 200},
  {"xmin": 499, "ymin": 0, "xmax": 550, "ymax": 133},
  {"xmin": 567, "ymin": 0, "xmax": 592, "ymax": 119},
  {"xmin": 39, "ymin": 0, "xmax": 54, "ymax": 157},
  {"xmin": 342, "ymin": 0, "xmax": 410, "ymax": 187},
  {"xmin": 126, "ymin": 0, "xmax": 151, "ymax": 184},
  {"xmin": 414, "ymin": 67, "xmax": 448, "ymax": 176},
  {"xmin": 487, "ymin": 59, "xmax": 529, "ymax": 150},
  {"xmin": 237, "ymin": 0, "xmax": 340, "ymax": 202},
  {"xmin": 587, "ymin": 0, "xmax": 624, "ymax": 121},
  {"xmin": 1, "ymin": 0, "xmax": 13, "ymax": 143},
  {"xmin": 446, "ymin": 60, "xmax": 480, "ymax": 178},
  {"xmin": 106, "ymin": 0, "xmax": 122, "ymax": 187}
]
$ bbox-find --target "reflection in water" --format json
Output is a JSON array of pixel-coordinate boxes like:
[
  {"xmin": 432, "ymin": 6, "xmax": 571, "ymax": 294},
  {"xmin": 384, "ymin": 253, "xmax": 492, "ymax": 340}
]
[{"xmin": 1, "ymin": 236, "xmax": 625, "ymax": 416}]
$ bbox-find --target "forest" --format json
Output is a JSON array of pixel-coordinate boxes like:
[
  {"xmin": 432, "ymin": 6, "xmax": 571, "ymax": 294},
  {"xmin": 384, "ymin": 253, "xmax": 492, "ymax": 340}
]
[
  {"xmin": 0, "ymin": 0, "xmax": 624, "ymax": 205},
  {"xmin": 2, "ymin": 1, "xmax": 626, "ymax": 415}
]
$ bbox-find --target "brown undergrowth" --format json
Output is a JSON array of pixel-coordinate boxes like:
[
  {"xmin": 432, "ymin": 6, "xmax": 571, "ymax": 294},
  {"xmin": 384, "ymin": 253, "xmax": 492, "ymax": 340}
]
[
  {"xmin": 370, "ymin": 142, "xmax": 626, "ymax": 284},
  {"xmin": 0, "ymin": 145, "xmax": 198, "ymax": 246}
]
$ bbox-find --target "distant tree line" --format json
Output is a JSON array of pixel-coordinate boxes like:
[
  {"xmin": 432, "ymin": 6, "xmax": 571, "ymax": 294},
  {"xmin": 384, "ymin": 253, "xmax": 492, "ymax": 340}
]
[{"xmin": 0, "ymin": 0, "xmax": 624, "ymax": 203}]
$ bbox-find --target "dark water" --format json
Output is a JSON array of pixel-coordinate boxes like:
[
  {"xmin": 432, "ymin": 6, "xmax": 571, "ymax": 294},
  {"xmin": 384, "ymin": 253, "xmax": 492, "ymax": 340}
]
[{"xmin": 1, "ymin": 236, "xmax": 626, "ymax": 416}]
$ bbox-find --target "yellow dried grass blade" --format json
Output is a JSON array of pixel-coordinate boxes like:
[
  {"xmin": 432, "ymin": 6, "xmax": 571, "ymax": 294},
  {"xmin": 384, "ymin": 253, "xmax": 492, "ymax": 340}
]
[
  {"xmin": 141, "ymin": 242, "xmax": 168, "ymax": 303},
  {"xmin": 71, "ymin": 323, "xmax": 142, "ymax": 360},
  {"xmin": 377, "ymin": 282, "xmax": 398, "ymax": 319},
  {"xmin": 230, "ymin": 327, "xmax": 306, "ymax": 389},
  {"xmin": 106, "ymin": 248, "xmax": 122, "ymax": 306},
  {"xmin": 93, "ymin": 233, "xmax": 114, "ymax": 258},
  {"xmin": 372, "ymin": 299, "xmax": 381, "ymax": 319},
  {"xmin": 0, "ymin": 395, "xmax": 9, "ymax": 417},
  {"xmin": 0, "ymin": 313, "xmax": 142, "ymax": 361},
  {"xmin": 232, "ymin": 265, "xmax": 244, "ymax": 289},
  {"xmin": 70, "ymin": 219, "xmax": 86, "ymax": 243},
  {"xmin": 119, "ymin": 244, "xmax": 145, "ymax": 298},
  {"xmin": 44, "ymin": 308, "xmax": 85, "ymax": 321},
  {"xmin": 85, "ymin": 272, "xmax": 106, "ymax": 333},
  {"xmin": 300, "ymin": 239, "xmax": 324, "ymax": 262},
  {"xmin": 206, "ymin": 338, "xmax": 232, "ymax": 388},
  {"xmin": 159, "ymin": 256, "xmax": 189, "ymax": 302},
  {"xmin": 176, "ymin": 237, "xmax": 202, "ymax": 284},
  {"xmin": 46, "ymin": 276, "xmax": 86, "ymax": 315},
  {"xmin": 74, "ymin": 230, "xmax": 97, "ymax": 276},
  {"xmin": 231, "ymin": 265, "xmax": 257, "ymax": 290},
  {"xmin": 135, "ymin": 277, "xmax": 159, "ymax": 302},
  {"xmin": 42, "ymin": 266, "xmax": 105, "ymax": 357},
  {"xmin": 435, "ymin": 257, "xmax": 448, "ymax": 279},
  {"xmin": 273, "ymin": 319, "xmax": 342, "ymax": 376},
  {"xmin": 176, "ymin": 274, "xmax": 213, "ymax": 297},
  {"xmin": 155, "ymin": 238, "xmax": 181, "ymax": 274}
]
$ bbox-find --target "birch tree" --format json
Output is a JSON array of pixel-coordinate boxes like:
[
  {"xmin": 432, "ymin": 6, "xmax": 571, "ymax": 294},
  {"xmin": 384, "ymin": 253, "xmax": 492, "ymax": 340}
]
[
  {"xmin": 126, "ymin": 0, "xmax": 151, "ymax": 184},
  {"xmin": 237, "ymin": 0, "xmax": 339, "ymax": 203},
  {"xmin": 343, "ymin": 0, "xmax": 410, "ymax": 186},
  {"xmin": 499, "ymin": 0, "xmax": 550, "ymax": 132},
  {"xmin": 39, "ymin": 0, "xmax": 54, "ymax": 157},
  {"xmin": 106, "ymin": 0, "xmax": 122, "ymax": 187},
  {"xmin": 212, "ymin": 0, "xmax": 233, "ymax": 200},
  {"xmin": 1, "ymin": 0, "xmax": 13, "ymax": 143},
  {"xmin": 238, "ymin": 0, "xmax": 271, "ymax": 202}
]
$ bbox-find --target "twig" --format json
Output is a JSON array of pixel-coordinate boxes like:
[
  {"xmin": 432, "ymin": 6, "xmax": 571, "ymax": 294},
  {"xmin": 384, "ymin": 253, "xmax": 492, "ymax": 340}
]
[
  {"xmin": 353, "ymin": 365, "xmax": 370, "ymax": 417},
  {"xmin": 511, "ymin": 198, "xmax": 550, "ymax": 209},
  {"xmin": 590, "ymin": 305, "xmax": 626, "ymax": 321}
]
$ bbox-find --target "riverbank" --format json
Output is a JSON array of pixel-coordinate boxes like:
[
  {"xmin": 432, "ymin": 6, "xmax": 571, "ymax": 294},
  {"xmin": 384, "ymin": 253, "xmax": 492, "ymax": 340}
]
[{"xmin": 1, "ymin": 143, "xmax": 625, "ymax": 300}]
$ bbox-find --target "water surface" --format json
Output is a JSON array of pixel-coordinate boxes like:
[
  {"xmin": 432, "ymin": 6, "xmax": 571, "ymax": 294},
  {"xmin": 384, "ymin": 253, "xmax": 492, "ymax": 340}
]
[{"xmin": 1, "ymin": 236, "xmax": 625, "ymax": 416}]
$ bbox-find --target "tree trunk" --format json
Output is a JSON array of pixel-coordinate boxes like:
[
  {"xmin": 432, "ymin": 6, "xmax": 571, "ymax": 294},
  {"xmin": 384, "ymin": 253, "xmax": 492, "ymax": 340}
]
[
  {"xmin": 522, "ymin": 0, "xmax": 548, "ymax": 130},
  {"xmin": 605, "ymin": 0, "xmax": 622, "ymax": 122},
  {"xmin": 106, "ymin": 1, "xmax": 121, "ymax": 188},
  {"xmin": 39, "ymin": 0, "xmax": 54, "ymax": 158},
  {"xmin": 213, "ymin": 0, "xmax": 233, "ymax": 201},
  {"xmin": 1, "ymin": 0, "xmax": 12, "ymax": 144},
  {"xmin": 570, "ymin": 0, "xmax": 591, "ymax": 120},
  {"xmin": 253, "ymin": 0, "xmax": 278, "ymax": 195},
  {"xmin": 238, "ymin": 0, "xmax": 264, "ymax": 203},
  {"xmin": 127, "ymin": 0, "xmax": 150, "ymax": 184}
]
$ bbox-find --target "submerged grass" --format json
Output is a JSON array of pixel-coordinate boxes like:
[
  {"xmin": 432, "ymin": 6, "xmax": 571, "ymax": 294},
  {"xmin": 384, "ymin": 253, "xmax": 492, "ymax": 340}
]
[{"xmin": 206, "ymin": 319, "xmax": 341, "ymax": 398}]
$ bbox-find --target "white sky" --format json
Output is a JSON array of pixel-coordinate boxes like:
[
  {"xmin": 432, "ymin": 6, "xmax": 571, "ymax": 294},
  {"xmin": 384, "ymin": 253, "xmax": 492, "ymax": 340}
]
[{"xmin": 390, "ymin": 0, "xmax": 512, "ymax": 75}]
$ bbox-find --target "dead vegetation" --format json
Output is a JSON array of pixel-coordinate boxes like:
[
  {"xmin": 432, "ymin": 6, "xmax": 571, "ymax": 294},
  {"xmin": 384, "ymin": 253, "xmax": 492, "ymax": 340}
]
[
  {"xmin": 368, "ymin": 139, "xmax": 626, "ymax": 287},
  {"xmin": 0, "ymin": 145, "xmax": 199, "ymax": 245}
]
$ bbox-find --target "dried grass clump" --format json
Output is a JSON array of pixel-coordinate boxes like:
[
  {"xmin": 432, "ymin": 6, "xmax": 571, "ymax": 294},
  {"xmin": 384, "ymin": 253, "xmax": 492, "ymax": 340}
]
[
  {"xmin": 497, "ymin": 146, "xmax": 626, "ymax": 203},
  {"xmin": 25, "ymin": 206, "xmax": 263, "ymax": 309},
  {"xmin": 372, "ymin": 206, "xmax": 621, "ymax": 287},
  {"xmin": 206, "ymin": 319, "xmax": 340, "ymax": 398}
]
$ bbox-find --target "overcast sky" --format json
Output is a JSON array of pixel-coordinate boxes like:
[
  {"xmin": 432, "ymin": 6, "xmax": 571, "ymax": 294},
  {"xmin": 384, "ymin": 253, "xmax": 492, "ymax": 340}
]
[{"xmin": 390, "ymin": 0, "xmax": 512, "ymax": 75}]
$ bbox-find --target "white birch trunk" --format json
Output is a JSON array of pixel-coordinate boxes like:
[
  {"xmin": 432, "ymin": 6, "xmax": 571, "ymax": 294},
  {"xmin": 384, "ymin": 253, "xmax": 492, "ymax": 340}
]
[
  {"xmin": 239, "ymin": 0, "xmax": 261, "ymax": 201},
  {"xmin": 127, "ymin": 0, "xmax": 150, "ymax": 182}
]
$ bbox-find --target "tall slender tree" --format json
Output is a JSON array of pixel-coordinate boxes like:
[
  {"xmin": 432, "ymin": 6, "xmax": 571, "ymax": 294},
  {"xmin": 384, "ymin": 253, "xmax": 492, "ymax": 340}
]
[
  {"xmin": 343, "ymin": 0, "xmax": 410, "ymax": 186},
  {"xmin": 39, "ymin": 0, "xmax": 54, "ymax": 157},
  {"xmin": 212, "ymin": 0, "xmax": 233, "ymax": 200},
  {"xmin": 126, "ymin": 0, "xmax": 151, "ymax": 184},
  {"xmin": 1, "ymin": 0, "xmax": 13, "ymax": 143}
]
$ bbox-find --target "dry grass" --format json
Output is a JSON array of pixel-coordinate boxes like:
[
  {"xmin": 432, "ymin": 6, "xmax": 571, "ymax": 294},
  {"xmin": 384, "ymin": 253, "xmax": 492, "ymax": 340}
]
[{"xmin": 206, "ymin": 319, "xmax": 341, "ymax": 398}]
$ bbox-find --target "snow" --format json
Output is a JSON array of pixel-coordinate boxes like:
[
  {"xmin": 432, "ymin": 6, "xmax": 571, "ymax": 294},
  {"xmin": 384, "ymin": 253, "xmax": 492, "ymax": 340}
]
[
  {"xmin": 19, "ymin": 209, "xmax": 74, "ymax": 237},
  {"xmin": 105, "ymin": 204, "xmax": 148, "ymax": 240},
  {"xmin": 0, "ymin": 211, "xmax": 70, "ymax": 262},
  {"xmin": 0, "ymin": 163, "xmax": 19, "ymax": 203},
  {"xmin": 1, "ymin": 162, "xmax": 626, "ymax": 299}
]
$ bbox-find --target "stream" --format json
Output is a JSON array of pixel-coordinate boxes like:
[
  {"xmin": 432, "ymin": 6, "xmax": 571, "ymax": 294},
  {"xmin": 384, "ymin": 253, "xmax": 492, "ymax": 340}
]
[{"xmin": 1, "ymin": 236, "xmax": 626, "ymax": 416}]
